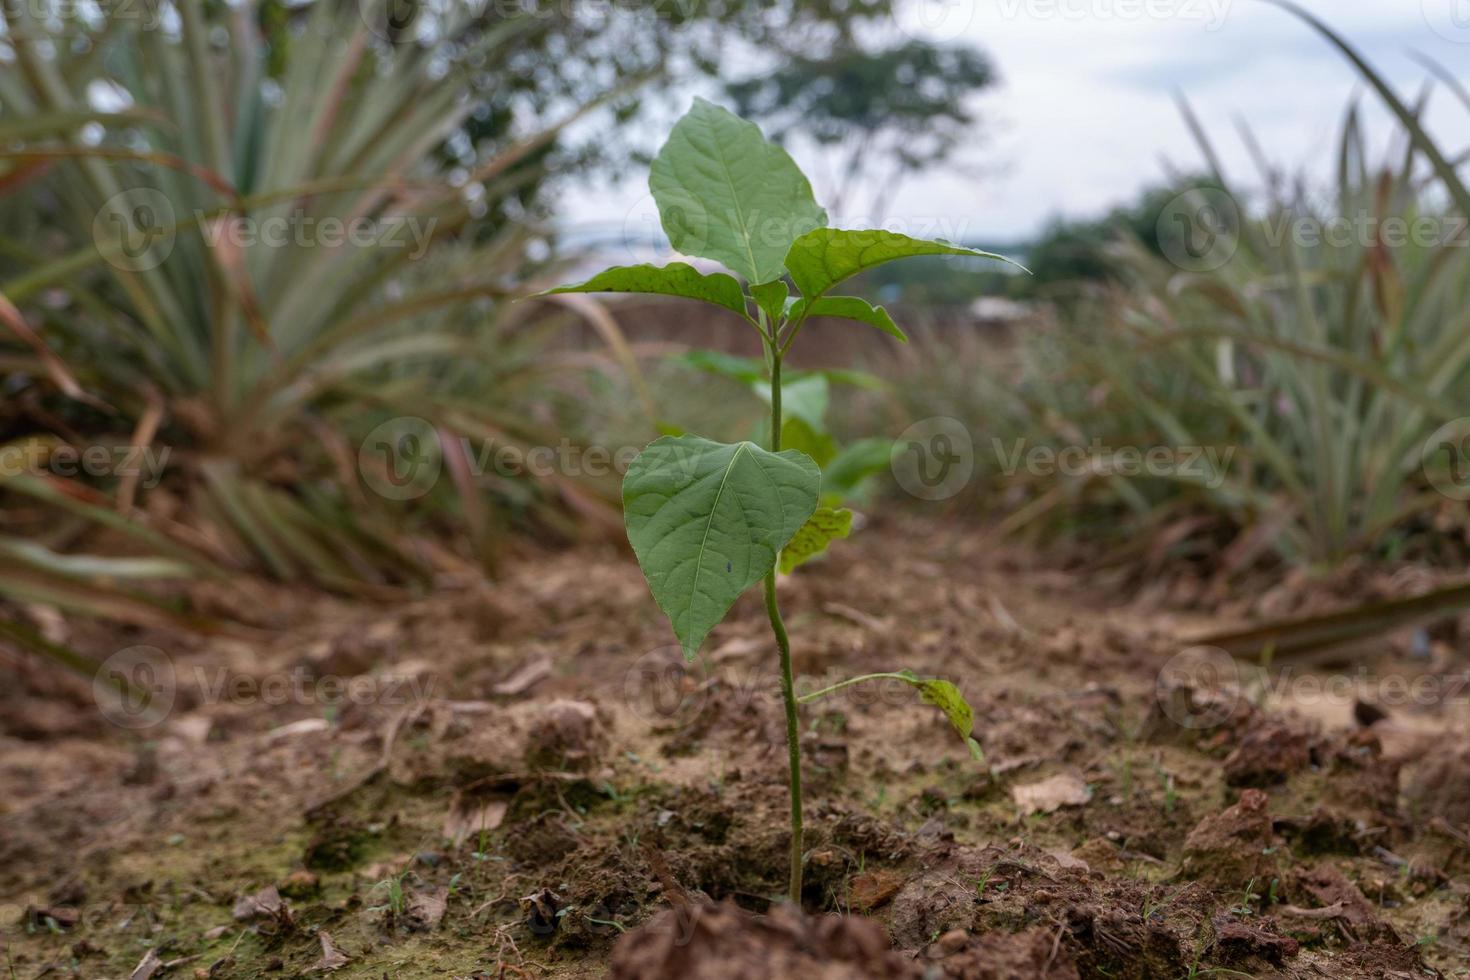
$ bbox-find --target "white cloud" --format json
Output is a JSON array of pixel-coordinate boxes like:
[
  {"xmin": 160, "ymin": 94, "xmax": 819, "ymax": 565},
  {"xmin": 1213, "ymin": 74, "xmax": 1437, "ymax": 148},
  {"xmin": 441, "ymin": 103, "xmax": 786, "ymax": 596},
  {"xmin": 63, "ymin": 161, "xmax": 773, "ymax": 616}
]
[{"xmin": 560, "ymin": 0, "xmax": 1470, "ymax": 243}]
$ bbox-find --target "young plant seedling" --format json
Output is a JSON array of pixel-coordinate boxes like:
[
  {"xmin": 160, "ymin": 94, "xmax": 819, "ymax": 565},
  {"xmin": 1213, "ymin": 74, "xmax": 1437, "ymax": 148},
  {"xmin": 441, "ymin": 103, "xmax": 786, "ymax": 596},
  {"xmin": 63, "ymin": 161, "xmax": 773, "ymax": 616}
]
[{"xmin": 540, "ymin": 97, "xmax": 1018, "ymax": 904}]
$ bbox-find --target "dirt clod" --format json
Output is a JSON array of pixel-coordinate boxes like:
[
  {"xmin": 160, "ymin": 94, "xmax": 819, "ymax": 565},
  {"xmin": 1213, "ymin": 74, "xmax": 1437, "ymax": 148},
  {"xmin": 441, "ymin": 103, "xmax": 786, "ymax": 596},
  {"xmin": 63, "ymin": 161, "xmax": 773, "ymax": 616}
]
[
  {"xmin": 610, "ymin": 901, "xmax": 920, "ymax": 979},
  {"xmin": 1181, "ymin": 789, "xmax": 1283, "ymax": 893},
  {"xmin": 934, "ymin": 926, "xmax": 1080, "ymax": 979},
  {"xmin": 1222, "ymin": 721, "xmax": 1311, "ymax": 786}
]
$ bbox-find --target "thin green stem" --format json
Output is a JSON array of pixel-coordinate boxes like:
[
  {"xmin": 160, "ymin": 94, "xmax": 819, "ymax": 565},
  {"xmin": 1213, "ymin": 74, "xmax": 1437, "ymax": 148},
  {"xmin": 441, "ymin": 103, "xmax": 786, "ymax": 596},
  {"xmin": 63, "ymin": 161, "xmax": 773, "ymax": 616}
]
[
  {"xmin": 763, "ymin": 347, "xmax": 804, "ymax": 905},
  {"xmin": 797, "ymin": 672, "xmax": 913, "ymax": 704}
]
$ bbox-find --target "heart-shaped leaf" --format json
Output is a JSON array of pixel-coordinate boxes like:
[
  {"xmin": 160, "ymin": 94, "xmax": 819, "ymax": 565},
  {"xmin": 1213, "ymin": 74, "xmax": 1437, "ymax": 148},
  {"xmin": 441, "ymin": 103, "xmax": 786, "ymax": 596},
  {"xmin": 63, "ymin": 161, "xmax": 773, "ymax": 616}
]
[
  {"xmin": 623, "ymin": 435, "xmax": 819, "ymax": 659},
  {"xmin": 649, "ymin": 98, "xmax": 827, "ymax": 285}
]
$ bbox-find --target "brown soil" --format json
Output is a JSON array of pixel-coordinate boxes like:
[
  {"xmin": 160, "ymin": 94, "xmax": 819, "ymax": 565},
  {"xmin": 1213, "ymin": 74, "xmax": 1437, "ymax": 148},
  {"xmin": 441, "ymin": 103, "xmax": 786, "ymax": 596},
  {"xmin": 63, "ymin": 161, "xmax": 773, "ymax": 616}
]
[{"xmin": 2, "ymin": 514, "xmax": 1468, "ymax": 978}]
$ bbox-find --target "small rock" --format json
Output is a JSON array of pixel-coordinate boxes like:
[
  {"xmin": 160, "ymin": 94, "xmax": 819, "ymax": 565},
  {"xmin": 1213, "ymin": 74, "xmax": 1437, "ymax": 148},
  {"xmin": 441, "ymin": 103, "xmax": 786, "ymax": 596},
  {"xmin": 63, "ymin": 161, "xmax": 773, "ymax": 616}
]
[
  {"xmin": 1011, "ymin": 773, "xmax": 1091, "ymax": 815},
  {"xmin": 278, "ymin": 870, "xmax": 319, "ymax": 899},
  {"xmin": 848, "ymin": 870, "xmax": 905, "ymax": 912},
  {"xmin": 232, "ymin": 885, "xmax": 283, "ymax": 922}
]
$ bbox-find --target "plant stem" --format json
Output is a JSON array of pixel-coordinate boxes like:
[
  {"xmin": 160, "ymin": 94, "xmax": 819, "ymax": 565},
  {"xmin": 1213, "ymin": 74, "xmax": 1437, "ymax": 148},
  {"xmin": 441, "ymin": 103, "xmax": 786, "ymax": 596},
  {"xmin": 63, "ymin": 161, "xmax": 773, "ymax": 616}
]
[
  {"xmin": 763, "ymin": 349, "xmax": 804, "ymax": 905},
  {"xmin": 797, "ymin": 672, "xmax": 914, "ymax": 704}
]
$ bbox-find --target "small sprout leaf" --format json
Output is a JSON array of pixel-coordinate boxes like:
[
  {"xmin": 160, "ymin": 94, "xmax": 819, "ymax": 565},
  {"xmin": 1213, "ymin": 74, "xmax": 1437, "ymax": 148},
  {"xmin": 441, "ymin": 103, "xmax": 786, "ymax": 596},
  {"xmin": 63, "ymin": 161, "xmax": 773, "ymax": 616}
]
[
  {"xmin": 895, "ymin": 670, "xmax": 982, "ymax": 760},
  {"xmin": 784, "ymin": 228, "xmax": 1025, "ymax": 300},
  {"xmin": 538, "ymin": 262, "xmax": 747, "ymax": 316},
  {"xmin": 779, "ymin": 505, "xmax": 853, "ymax": 574},
  {"xmin": 789, "ymin": 295, "xmax": 907, "ymax": 342},
  {"xmin": 750, "ymin": 280, "xmax": 790, "ymax": 323},
  {"xmin": 650, "ymin": 98, "xmax": 827, "ymax": 285},
  {"xmin": 623, "ymin": 435, "xmax": 819, "ymax": 660}
]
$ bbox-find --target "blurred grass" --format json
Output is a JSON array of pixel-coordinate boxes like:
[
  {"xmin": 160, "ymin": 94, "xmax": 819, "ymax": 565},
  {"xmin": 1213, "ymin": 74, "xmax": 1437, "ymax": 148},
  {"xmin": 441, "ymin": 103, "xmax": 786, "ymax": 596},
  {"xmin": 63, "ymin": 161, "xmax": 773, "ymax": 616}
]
[
  {"xmin": 878, "ymin": 20, "xmax": 1470, "ymax": 573},
  {"xmin": 0, "ymin": 0, "xmax": 646, "ymax": 623}
]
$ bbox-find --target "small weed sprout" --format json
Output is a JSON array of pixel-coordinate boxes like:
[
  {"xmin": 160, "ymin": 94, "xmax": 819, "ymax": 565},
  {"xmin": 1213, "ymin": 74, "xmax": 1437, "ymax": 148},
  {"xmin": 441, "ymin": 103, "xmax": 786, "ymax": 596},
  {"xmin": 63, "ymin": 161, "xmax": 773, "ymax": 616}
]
[{"xmin": 540, "ymin": 98, "xmax": 1019, "ymax": 903}]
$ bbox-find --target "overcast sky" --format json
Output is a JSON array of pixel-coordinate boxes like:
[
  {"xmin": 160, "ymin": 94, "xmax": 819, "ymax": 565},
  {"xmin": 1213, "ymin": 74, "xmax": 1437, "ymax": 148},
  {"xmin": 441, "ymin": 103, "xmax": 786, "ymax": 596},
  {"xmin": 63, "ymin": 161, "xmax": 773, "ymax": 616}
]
[{"xmin": 560, "ymin": 0, "xmax": 1470, "ymax": 246}]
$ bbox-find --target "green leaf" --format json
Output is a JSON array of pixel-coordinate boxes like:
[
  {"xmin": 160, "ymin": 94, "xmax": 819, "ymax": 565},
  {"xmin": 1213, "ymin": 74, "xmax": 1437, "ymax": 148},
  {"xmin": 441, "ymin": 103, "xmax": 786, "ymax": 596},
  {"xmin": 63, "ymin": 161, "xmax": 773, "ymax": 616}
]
[
  {"xmin": 753, "ymin": 373, "xmax": 828, "ymax": 433},
  {"xmin": 821, "ymin": 437, "xmax": 892, "ymax": 501},
  {"xmin": 784, "ymin": 228, "xmax": 1024, "ymax": 299},
  {"xmin": 670, "ymin": 350, "xmax": 768, "ymax": 385},
  {"xmin": 896, "ymin": 670, "xmax": 984, "ymax": 762},
  {"xmin": 779, "ymin": 417, "xmax": 836, "ymax": 470},
  {"xmin": 789, "ymin": 295, "xmax": 907, "ymax": 342},
  {"xmin": 649, "ymin": 97, "xmax": 827, "ymax": 285},
  {"xmin": 750, "ymin": 280, "xmax": 790, "ymax": 323},
  {"xmin": 779, "ymin": 506, "xmax": 852, "ymax": 574},
  {"xmin": 622, "ymin": 435, "xmax": 819, "ymax": 659},
  {"xmin": 538, "ymin": 262, "xmax": 747, "ymax": 317}
]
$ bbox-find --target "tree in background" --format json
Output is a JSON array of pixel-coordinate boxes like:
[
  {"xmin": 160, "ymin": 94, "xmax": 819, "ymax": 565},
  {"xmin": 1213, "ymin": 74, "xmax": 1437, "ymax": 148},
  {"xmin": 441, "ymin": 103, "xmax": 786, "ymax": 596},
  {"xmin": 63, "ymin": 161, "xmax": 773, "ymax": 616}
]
[
  {"xmin": 726, "ymin": 39, "xmax": 996, "ymax": 223},
  {"xmin": 263, "ymin": 0, "xmax": 903, "ymax": 227}
]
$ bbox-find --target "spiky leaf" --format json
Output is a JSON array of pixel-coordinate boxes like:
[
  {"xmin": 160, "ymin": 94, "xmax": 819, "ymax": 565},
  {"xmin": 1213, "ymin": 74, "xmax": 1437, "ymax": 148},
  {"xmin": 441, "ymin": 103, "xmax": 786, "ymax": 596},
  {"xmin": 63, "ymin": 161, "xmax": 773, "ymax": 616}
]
[
  {"xmin": 623, "ymin": 435, "xmax": 819, "ymax": 659},
  {"xmin": 649, "ymin": 98, "xmax": 827, "ymax": 284}
]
